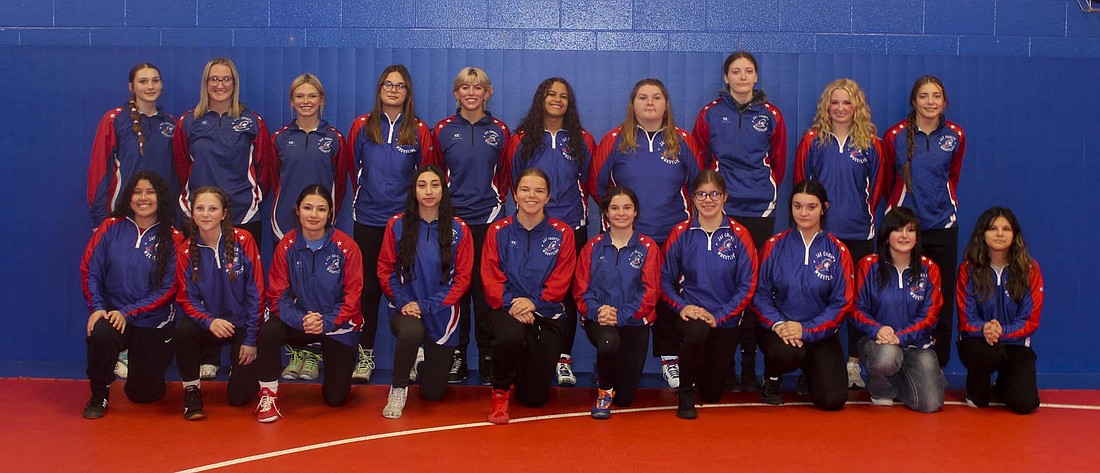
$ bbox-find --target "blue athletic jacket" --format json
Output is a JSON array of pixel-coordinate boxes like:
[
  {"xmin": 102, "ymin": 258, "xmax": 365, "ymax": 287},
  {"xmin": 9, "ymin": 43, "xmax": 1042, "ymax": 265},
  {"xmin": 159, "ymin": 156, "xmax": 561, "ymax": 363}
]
[
  {"xmin": 347, "ymin": 113, "xmax": 441, "ymax": 227},
  {"xmin": 753, "ymin": 229, "xmax": 855, "ymax": 342},
  {"xmin": 176, "ymin": 229, "xmax": 265, "ymax": 347},
  {"xmin": 481, "ymin": 214, "xmax": 577, "ymax": 319},
  {"xmin": 267, "ymin": 228, "xmax": 364, "ymax": 347},
  {"xmin": 88, "ymin": 107, "xmax": 178, "ymax": 227},
  {"xmin": 502, "ymin": 129, "xmax": 597, "ymax": 229},
  {"xmin": 794, "ymin": 130, "xmax": 885, "ymax": 241},
  {"xmin": 378, "ymin": 214, "xmax": 475, "ymax": 347},
  {"xmin": 661, "ymin": 215, "xmax": 758, "ymax": 328},
  {"xmin": 849, "ymin": 255, "xmax": 942, "ymax": 348},
  {"xmin": 81, "ymin": 217, "xmax": 183, "ymax": 329},
  {"xmin": 434, "ymin": 111, "xmax": 511, "ymax": 224},
  {"xmin": 589, "ymin": 126, "xmax": 704, "ymax": 244},
  {"xmin": 883, "ymin": 118, "xmax": 966, "ymax": 231},
  {"xmin": 574, "ymin": 232, "xmax": 662, "ymax": 327},
  {"xmin": 957, "ymin": 260, "xmax": 1044, "ymax": 346},
  {"xmin": 692, "ymin": 90, "xmax": 787, "ymax": 218},
  {"xmin": 270, "ymin": 120, "xmax": 349, "ymax": 239}
]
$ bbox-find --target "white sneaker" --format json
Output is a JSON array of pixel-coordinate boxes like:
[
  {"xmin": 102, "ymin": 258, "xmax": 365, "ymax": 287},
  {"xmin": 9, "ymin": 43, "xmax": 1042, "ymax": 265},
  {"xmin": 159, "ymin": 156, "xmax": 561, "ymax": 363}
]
[
  {"xmin": 847, "ymin": 361, "xmax": 866, "ymax": 389},
  {"xmin": 382, "ymin": 386, "xmax": 408, "ymax": 419},
  {"xmin": 281, "ymin": 346, "xmax": 304, "ymax": 380},
  {"xmin": 199, "ymin": 364, "xmax": 218, "ymax": 380},
  {"xmin": 871, "ymin": 397, "xmax": 895, "ymax": 406},
  {"xmin": 556, "ymin": 355, "xmax": 576, "ymax": 386},
  {"xmin": 113, "ymin": 350, "xmax": 129, "ymax": 379},
  {"xmin": 661, "ymin": 358, "xmax": 680, "ymax": 389},
  {"xmin": 410, "ymin": 347, "xmax": 425, "ymax": 382},
  {"xmin": 298, "ymin": 350, "xmax": 322, "ymax": 381},
  {"xmin": 353, "ymin": 347, "xmax": 374, "ymax": 382}
]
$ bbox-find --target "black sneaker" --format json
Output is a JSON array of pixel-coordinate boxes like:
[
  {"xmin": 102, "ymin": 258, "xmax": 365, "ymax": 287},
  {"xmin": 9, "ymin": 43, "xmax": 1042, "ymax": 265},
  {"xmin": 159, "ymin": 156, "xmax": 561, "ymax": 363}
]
[
  {"xmin": 477, "ymin": 355, "xmax": 492, "ymax": 386},
  {"xmin": 676, "ymin": 388, "xmax": 698, "ymax": 419},
  {"xmin": 741, "ymin": 369, "xmax": 761, "ymax": 393},
  {"xmin": 797, "ymin": 374, "xmax": 810, "ymax": 396},
  {"xmin": 448, "ymin": 351, "xmax": 468, "ymax": 384},
  {"xmin": 761, "ymin": 377, "xmax": 783, "ymax": 405},
  {"xmin": 183, "ymin": 386, "xmax": 206, "ymax": 421},
  {"xmin": 83, "ymin": 395, "xmax": 108, "ymax": 419}
]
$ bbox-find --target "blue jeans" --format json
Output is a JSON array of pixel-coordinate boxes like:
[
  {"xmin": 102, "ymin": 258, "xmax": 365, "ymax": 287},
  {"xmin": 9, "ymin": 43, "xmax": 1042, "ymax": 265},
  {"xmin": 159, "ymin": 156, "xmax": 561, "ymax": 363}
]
[{"xmin": 858, "ymin": 337, "xmax": 944, "ymax": 413}]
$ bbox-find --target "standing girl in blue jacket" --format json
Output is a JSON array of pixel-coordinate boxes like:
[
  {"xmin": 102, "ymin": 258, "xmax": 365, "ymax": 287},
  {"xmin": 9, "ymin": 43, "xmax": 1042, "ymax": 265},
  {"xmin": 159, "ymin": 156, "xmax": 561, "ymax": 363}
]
[
  {"xmin": 589, "ymin": 78, "xmax": 704, "ymax": 390},
  {"xmin": 378, "ymin": 165, "xmax": 474, "ymax": 418},
  {"xmin": 850, "ymin": 206, "xmax": 945, "ymax": 412},
  {"xmin": 574, "ymin": 186, "xmax": 662, "ymax": 419},
  {"xmin": 433, "ymin": 67, "xmax": 511, "ymax": 384},
  {"xmin": 662, "ymin": 171, "xmax": 759, "ymax": 419},
  {"xmin": 174, "ymin": 187, "xmax": 266, "ymax": 421},
  {"xmin": 956, "ymin": 207, "xmax": 1043, "ymax": 414},
  {"xmin": 754, "ymin": 179, "xmax": 854, "ymax": 410},
  {"xmin": 482, "ymin": 168, "xmax": 577, "ymax": 424},
  {"xmin": 347, "ymin": 64, "xmax": 441, "ymax": 382},
  {"xmin": 501, "ymin": 78, "xmax": 596, "ymax": 387},
  {"xmin": 81, "ymin": 171, "xmax": 183, "ymax": 419}
]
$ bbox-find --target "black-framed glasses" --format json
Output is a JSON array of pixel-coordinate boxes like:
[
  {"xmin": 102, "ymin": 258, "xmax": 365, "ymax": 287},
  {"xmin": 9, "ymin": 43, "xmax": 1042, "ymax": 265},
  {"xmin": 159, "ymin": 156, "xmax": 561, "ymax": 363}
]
[
  {"xmin": 382, "ymin": 81, "xmax": 407, "ymax": 92},
  {"xmin": 207, "ymin": 76, "xmax": 234, "ymax": 85},
  {"xmin": 693, "ymin": 190, "xmax": 725, "ymax": 201}
]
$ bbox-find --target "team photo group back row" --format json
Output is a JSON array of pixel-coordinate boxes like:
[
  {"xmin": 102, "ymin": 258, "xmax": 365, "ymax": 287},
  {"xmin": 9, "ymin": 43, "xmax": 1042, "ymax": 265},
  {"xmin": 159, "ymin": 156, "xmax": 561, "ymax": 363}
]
[{"xmin": 81, "ymin": 51, "xmax": 1044, "ymax": 424}]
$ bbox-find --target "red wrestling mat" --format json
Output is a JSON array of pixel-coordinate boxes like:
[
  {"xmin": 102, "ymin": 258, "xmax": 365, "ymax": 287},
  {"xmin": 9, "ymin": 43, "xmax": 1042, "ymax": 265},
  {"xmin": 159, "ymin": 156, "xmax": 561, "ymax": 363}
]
[{"xmin": 3, "ymin": 378, "xmax": 1098, "ymax": 472}]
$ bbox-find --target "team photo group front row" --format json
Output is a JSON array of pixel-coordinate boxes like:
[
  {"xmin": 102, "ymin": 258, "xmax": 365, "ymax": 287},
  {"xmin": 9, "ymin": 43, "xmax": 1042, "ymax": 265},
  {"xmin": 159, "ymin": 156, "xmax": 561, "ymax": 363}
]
[{"xmin": 80, "ymin": 52, "xmax": 1044, "ymax": 425}]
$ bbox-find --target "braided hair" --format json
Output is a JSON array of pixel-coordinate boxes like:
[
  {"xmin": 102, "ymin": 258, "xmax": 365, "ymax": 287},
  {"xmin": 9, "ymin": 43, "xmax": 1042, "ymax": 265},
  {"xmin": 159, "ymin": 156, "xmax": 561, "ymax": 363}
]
[
  {"xmin": 186, "ymin": 186, "xmax": 238, "ymax": 283},
  {"xmin": 127, "ymin": 63, "xmax": 161, "ymax": 156},
  {"xmin": 903, "ymin": 76, "xmax": 948, "ymax": 191}
]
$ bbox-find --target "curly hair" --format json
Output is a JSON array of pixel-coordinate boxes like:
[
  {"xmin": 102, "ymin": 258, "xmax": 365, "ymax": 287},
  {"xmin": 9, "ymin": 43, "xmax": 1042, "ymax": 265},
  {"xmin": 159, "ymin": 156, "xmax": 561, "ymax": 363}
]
[
  {"xmin": 516, "ymin": 77, "xmax": 589, "ymax": 166},
  {"xmin": 810, "ymin": 78, "xmax": 876, "ymax": 151}
]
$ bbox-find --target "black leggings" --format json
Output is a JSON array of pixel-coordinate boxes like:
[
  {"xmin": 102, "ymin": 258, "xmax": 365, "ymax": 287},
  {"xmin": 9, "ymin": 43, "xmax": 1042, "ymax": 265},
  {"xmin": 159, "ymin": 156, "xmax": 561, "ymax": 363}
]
[
  {"xmin": 678, "ymin": 319, "xmax": 740, "ymax": 403},
  {"xmin": 175, "ymin": 316, "xmax": 259, "ymax": 407},
  {"xmin": 256, "ymin": 317, "xmax": 356, "ymax": 407},
  {"xmin": 86, "ymin": 318, "xmax": 173, "ymax": 403},
  {"xmin": 957, "ymin": 337, "xmax": 1039, "ymax": 414},
  {"xmin": 840, "ymin": 237, "xmax": 876, "ymax": 358},
  {"xmin": 732, "ymin": 216, "xmax": 775, "ymax": 369},
  {"xmin": 560, "ymin": 226, "xmax": 587, "ymax": 356},
  {"xmin": 584, "ymin": 324, "xmax": 649, "ymax": 406},
  {"xmin": 923, "ymin": 227, "xmax": 959, "ymax": 367},
  {"xmin": 489, "ymin": 310, "xmax": 564, "ymax": 408},
  {"xmin": 389, "ymin": 313, "xmax": 454, "ymax": 401},
  {"xmin": 353, "ymin": 223, "xmax": 386, "ymax": 351},
  {"xmin": 457, "ymin": 223, "xmax": 492, "ymax": 358},
  {"xmin": 760, "ymin": 330, "xmax": 847, "ymax": 411}
]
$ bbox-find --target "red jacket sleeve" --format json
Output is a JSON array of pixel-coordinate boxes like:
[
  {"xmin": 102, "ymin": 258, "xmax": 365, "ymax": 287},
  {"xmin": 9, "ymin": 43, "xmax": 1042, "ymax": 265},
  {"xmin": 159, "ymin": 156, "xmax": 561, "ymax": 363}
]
[
  {"xmin": 87, "ymin": 109, "xmax": 120, "ymax": 220},
  {"xmin": 333, "ymin": 129, "xmax": 351, "ymax": 216},
  {"xmin": 766, "ymin": 104, "xmax": 788, "ymax": 186},
  {"xmin": 417, "ymin": 120, "xmax": 442, "ymax": 168},
  {"xmin": 173, "ymin": 114, "xmax": 192, "ymax": 206},
  {"xmin": 540, "ymin": 223, "xmax": 577, "ymax": 305},
  {"xmin": 793, "ymin": 130, "xmax": 815, "ymax": 184},
  {"xmin": 499, "ymin": 132, "xmax": 522, "ymax": 202}
]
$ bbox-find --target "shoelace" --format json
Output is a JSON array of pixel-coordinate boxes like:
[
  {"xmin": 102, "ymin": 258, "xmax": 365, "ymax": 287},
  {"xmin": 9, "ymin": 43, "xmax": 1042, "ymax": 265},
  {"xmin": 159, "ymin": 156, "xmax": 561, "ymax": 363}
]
[
  {"xmin": 449, "ymin": 356, "xmax": 463, "ymax": 374},
  {"xmin": 356, "ymin": 353, "xmax": 375, "ymax": 371},
  {"xmin": 257, "ymin": 394, "xmax": 281, "ymax": 415},
  {"xmin": 288, "ymin": 348, "xmax": 302, "ymax": 366},
  {"xmin": 596, "ymin": 395, "xmax": 612, "ymax": 409},
  {"xmin": 303, "ymin": 356, "xmax": 318, "ymax": 372},
  {"xmin": 390, "ymin": 387, "xmax": 408, "ymax": 403},
  {"xmin": 664, "ymin": 363, "xmax": 680, "ymax": 378},
  {"xmin": 557, "ymin": 362, "xmax": 573, "ymax": 376}
]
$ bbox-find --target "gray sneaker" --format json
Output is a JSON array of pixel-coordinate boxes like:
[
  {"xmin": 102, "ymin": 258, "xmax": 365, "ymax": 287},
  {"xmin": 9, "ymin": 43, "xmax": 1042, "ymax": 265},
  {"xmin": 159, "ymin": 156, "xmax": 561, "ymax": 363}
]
[
  {"xmin": 298, "ymin": 349, "xmax": 322, "ymax": 381},
  {"xmin": 382, "ymin": 386, "xmax": 408, "ymax": 419},
  {"xmin": 281, "ymin": 346, "xmax": 304, "ymax": 380},
  {"xmin": 353, "ymin": 347, "xmax": 374, "ymax": 382}
]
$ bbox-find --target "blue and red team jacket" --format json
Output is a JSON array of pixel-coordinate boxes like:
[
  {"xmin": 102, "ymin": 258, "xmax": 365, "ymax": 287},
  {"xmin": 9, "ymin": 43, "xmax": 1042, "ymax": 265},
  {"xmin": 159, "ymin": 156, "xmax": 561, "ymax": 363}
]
[
  {"xmin": 377, "ymin": 214, "xmax": 475, "ymax": 347},
  {"xmin": 883, "ymin": 117, "xmax": 966, "ymax": 230},
  {"xmin": 501, "ymin": 129, "xmax": 597, "ymax": 229},
  {"xmin": 270, "ymin": 120, "xmax": 350, "ymax": 239},
  {"xmin": 481, "ymin": 215, "xmax": 577, "ymax": 319},
  {"xmin": 87, "ymin": 107, "xmax": 179, "ymax": 227},
  {"xmin": 347, "ymin": 113, "xmax": 441, "ymax": 227},
  {"xmin": 794, "ymin": 130, "xmax": 886, "ymax": 241},
  {"xmin": 692, "ymin": 90, "xmax": 787, "ymax": 218},
  {"xmin": 956, "ymin": 261, "xmax": 1044, "ymax": 347},
  {"xmin": 753, "ymin": 229, "xmax": 855, "ymax": 342},
  {"xmin": 175, "ymin": 229, "xmax": 265, "ymax": 347},
  {"xmin": 81, "ymin": 218, "xmax": 183, "ymax": 329},
  {"xmin": 849, "ymin": 255, "xmax": 943, "ymax": 348},
  {"xmin": 267, "ymin": 228, "xmax": 364, "ymax": 347},
  {"xmin": 661, "ymin": 216, "xmax": 759, "ymax": 328},
  {"xmin": 433, "ymin": 111, "xmax": 511, "ymax": 224},
  {"xmin": 588, "ymin": 126, "xmax": 705, "ymax": 244},
  {"xmin": 574, "ymin": 232, "xmax": 662, "ymax": 327},
  {"xmin": 174, "ymin": 109, "xmax": 274, "ymax": 225}
]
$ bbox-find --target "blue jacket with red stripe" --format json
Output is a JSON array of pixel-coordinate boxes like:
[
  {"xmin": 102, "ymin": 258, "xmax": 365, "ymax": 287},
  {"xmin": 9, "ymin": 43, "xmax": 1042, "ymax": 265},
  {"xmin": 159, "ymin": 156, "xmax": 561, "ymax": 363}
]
[
  {"xmin": 501, "ymin": 130, "xmax": 596, "ymax": 229},
  {"xmin": 794, "ymin": 130, "xmax": 885, "ymax": 241},
  {"xmin": 347, "ymin": 113, "xmax": 441, "ymax": 227},
  {"xmin": 81, "ymin": 218, "xmax": 183, "ymax": 328},
  {"xmin": 754, "ymin": 229, "xmax": 855, "ymax": 342},
  {"xmin": 574, "ymin": 232, "xmax": 662, "ymax": 327},
  {"xmin": 176, "ymin": 229, "xmax": 265, "ymax": 347},
  {"xmin": 589, "ymin": 126, "xmax": 704, "ymax": 244},
  {"xmin": 481, "ymin": 215, "xmax": 577, "ymax": 319},
  {"xmin": 270, "ymin": 120, "xmax": 349, "ymax": 239},
  {"xmin": 692, "ymin": 90, "xmax": 787, "ymax": 218},
  {"xmin": 378, "ymin": 214, "xmax": 474, "ymax": 347},
  {"xmin": 433, "ymin": 111, "xmax": 511, "ymax": 224},
  {"xmin": 849, "ymin": 255, "xmax": 943, "ymax": 348},
  {"xmin": 956, "ymin": 261, "xmax": 1044, "ymax": 346},
  {"xmin": 267, "ymin": 228, "xmax": 364, "ymax": 347},
  {"xmin": 87, "ymin": 107, "xmax": 179, "ymax": 227},
  {"xmin": 661, "ymin": 215, "xmax": 758, "ymax": 328},
  {"xmin": 883, "ymin": 118, "xmax": 966, "ymax": 231}
]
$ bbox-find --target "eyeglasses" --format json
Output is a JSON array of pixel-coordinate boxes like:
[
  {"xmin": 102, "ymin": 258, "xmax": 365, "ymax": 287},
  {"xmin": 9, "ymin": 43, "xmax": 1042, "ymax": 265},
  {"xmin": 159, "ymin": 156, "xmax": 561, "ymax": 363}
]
[
  {"xmin": 382, "ymin": 81, "xmax": 408, "ymax": 92},
  {"xmin": 207, "ymin": 76, "xmax": 234, "ymax": 85},
  {"xmin": 693, "ymin": 191, "xmax": 725, "ymax": 201}
]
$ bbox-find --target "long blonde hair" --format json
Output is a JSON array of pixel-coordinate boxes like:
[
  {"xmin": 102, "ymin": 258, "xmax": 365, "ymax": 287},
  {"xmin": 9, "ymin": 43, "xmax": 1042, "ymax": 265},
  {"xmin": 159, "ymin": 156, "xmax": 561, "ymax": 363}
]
[
  {"xmin": 811, "ymin": 78, "xmax": 875, "ymax": 150},
  {"xmin": 617, "ymin": 78, "xmax": 681, "ymax": 160},
  {"xmin": 193, "ymin": 57, "xmax": 244, "ymax": 119}
]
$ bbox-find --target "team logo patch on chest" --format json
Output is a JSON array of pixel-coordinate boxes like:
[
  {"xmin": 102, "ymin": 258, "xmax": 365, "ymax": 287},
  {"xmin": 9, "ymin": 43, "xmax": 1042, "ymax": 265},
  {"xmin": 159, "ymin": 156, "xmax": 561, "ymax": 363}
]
[
  {"xmin": 751, "ymin": 115, "xmax": 770, "ymax": 133},
  {"xmin": 396, "ymin": 144, "xmax": 418, "ymax": 154},
  {"xmin": 909, "ymin": 273, "xmax": 928, "ymax": 301},
  {"xmin": 715, "ymin": 233, "xmax": 738, "ymax": 261},
  {"xmin": 484, "ymin": 130, "xmax": 500, "ymax": 147},
  {"xmin": 324, "ymin": 254, "xmax": 342, "ymax": 274},
  {"xmin": 143, "ymin": 236, "xmax": 158, "ymax": 260},
  {"xmin": 848, "ymin": 148, "xmax": 868, "ymax": 164},
  {"xmin": 627, "ymin": 249, "xmax": 645, "ymax": 269},
  {"xmin": 541, "ymin": 236, "xmax": 561, "ymax": 256},
  {"xmin": 232, "ymin": 117, "xmax": 253, "ymax": 132},
  {"xmin": 159, "ymin": 122, "xmax": 175, "ymax": 138},
  {"xmin": 939, "ymin": 135, "xmax": 957, "ymax": 152},
  {"xmin": 317, "ymin": 137, "xmax": 334, "ymax": 154},
  {"xmin": 224, "ymin": 246, "xmax": 246, "ymax": 276},
  {"xmin": 812, "ymin": 251, "xmax": 837, "ymax": 281}
]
